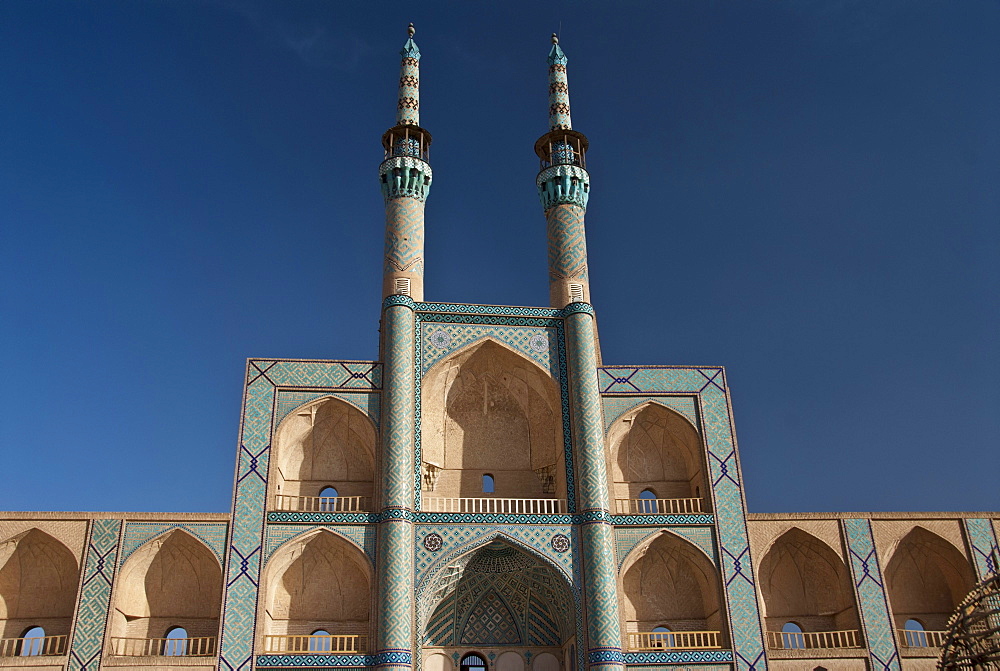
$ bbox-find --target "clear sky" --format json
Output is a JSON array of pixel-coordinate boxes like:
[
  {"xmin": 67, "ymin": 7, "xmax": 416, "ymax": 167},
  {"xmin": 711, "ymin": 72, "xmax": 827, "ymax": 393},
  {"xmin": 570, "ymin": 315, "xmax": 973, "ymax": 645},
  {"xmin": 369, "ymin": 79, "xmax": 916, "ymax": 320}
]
[{"xmin": 1, "ymin": 1, "xmax": 997, "ymax": 514}]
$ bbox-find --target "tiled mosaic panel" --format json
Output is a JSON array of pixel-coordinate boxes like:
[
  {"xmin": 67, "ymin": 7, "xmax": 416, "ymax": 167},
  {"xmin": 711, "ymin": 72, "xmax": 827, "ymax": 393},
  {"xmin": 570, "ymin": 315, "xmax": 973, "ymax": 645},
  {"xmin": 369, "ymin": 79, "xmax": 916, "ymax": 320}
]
[
  {"xmin": 67, "ymin": 518, "xmax": 122, "ymax": 671},
  {"xmin": 602, "ymin": 395, "xmax": 699, "ymax": 431},
  {"xmin": 384, "ymin": 197, "xmax": 425, "ymax": 275},
  {"xmin": 546, "ymin": 203, "xmax": 589, "ymax": 282},
  {"xmin": 623, "ymin": 664, "xmax": 731, "ymax": 671},
  {"xmin": 420, "ymin": 322, "xmax": 558, "ymax": 375},
  {"xmin": 119, "ymin": 522, "xmax": 228, "ymax": 566},
  {"xmin": 276, "ymin": 390, "xmax": 381, "ymax": 427},
  {"xmin": 257, "ymin": 653, "xmax": 375, "ymax": 667},
  {"xmin": 264, "ymin": 524, "xmax": 377, "ymax": 565},
  {"xmin": 697, "ymin": 383, "xmax": 766, "ymax": 671},
  {"xmin": 416, "ymin": 303, "xmax": 561, "ymax": 318},
  {"xmin": 964, "ymin": 517, "xmax": 1000, "ymax": 579},
  {"xmin": 599, "ymin": 366, "xmax": 726, "ymax": 395},
  {"xmin": 611, "ymin": 514, "xmax": 714, "ymax": 526},
  {"xmin": 622, "ymin": 652, "xmax": 734, "ymax": 665},
  {"xmin": 614, "ymin": 526, "xmax": 717, "ymax": 570},
  {"xmin": 247, "ymin": 359, "xmax": 381, "ymax": 389},
  {"xmin": 843, "ymin": 518, "xmax": 900, "ymax": 671}
]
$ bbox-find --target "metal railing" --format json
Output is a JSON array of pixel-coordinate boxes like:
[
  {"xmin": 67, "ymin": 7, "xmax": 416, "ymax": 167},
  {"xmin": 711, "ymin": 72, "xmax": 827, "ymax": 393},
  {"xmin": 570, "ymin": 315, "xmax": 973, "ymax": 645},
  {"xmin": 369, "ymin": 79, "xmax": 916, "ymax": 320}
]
[
  {"xmin": 262, "ymin": 634, "xmax": 367, "ymax": 654},
  {"xmin": 273, "ymin": 495, "xmax": 371, "ymax": 512},
  {"xmin": 766, "ymin": 629, "xmax": 861, "ymax": 650},
  {"xmin": 422, "ymin": 497, "xmax": 567, "ymax": 514},
  {"xmin": 615, "ymin": 498, "xmax": 704, "ymax": 515},
  {"xmin": 627, "ymin": 631, "xmax": 721, "ymax": 651},
  {"xmin": 0, "ymin": 634, "xmax": 67, "ymax": 656},
  {"xmin": 109, "ymin": 636, "xmax": 216, "ymax": 657},
  {"xmin": 898, "ymin": 628, "xmax": 948, "ymax": 648}
]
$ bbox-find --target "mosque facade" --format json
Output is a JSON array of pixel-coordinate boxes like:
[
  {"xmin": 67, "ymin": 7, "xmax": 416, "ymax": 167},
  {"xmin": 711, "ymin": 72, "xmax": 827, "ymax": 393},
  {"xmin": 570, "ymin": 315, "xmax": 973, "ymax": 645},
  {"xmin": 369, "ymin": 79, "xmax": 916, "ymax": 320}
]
[{"xmin": 1, "ymin": 28, "xmax": 997, "ymax": 671}]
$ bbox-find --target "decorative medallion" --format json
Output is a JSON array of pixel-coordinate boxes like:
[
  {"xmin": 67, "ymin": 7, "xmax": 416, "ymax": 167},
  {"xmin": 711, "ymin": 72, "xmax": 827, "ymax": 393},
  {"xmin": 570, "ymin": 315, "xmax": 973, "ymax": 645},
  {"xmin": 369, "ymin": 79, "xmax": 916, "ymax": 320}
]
[
  {"xmin": 528, "ymin": 333, "xmax": 548, "ymax": 352},
  {"xmin": 429, "ymin": 330, "xmax": 451, "ymax": 348},
  {"xmin": 551, "ymin": 534, "xmax": 570, "ymax": 553},
  {"xmin": 423, "ymin": 533, "xmax": 443, "ymax": 552}
]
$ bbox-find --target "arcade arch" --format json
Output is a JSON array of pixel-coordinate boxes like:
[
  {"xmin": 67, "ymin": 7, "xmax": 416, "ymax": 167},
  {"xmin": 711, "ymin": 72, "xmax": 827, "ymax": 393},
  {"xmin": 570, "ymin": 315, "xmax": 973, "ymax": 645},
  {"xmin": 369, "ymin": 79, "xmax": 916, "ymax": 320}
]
[
  {"xmin": 0, "ymin": 529, "xmax": 79, "ymax": 643},
  {"xmin": 421, "ymin": 340, "xmax": 565, "ymax": 503},
  {"xmin": 269, "ymin": 397, "xmax": 376, "ymax": 511},
  {"xmin": 607, "ymin": 403, "xmax": 710, "ymax": 514}
]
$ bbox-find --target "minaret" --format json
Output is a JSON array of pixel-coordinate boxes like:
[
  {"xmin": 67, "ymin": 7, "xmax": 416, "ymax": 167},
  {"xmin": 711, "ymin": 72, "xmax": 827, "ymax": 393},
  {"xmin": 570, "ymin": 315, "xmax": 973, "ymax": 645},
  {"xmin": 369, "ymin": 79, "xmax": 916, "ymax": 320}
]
[
  {"xmin": 379, "ymin": 22, "xmax": 432, "ymax": 301},
  {"xmin": 375, "ymin": 24, "xmax": 423, "ymax": 671},
  {"xmin": 539, "ymin": 35, "xmax": 625, "ymax": 671},
  {"xmin": 536, "ymin": 33, "xmax": 591, "ymax": 308}
]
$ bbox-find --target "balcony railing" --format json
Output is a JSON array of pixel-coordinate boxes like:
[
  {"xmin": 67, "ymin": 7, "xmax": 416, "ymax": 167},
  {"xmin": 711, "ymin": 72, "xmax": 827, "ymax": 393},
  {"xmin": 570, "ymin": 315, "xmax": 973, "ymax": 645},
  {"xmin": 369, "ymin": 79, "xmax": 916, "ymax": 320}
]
[
  {"xmin": 898, "ymin": 629, "xmax": 948, "ymax": 648},
  {"xmin": 766, "ymin": 629, "xmax": 861, "ymax": 650},
  {"xmin": 422, "ymin": 497, "xmax": 567, "ymax": 515},
  {"xmin": 262, "ymin": 634, "xmax": 367, "ymax": 654},
  {"xmin": 615, "ymin": 498, "xmax": 704, "ymax": 515},
  {"xmin": 0, "ymin": 634, "xmax": 67, "ymax": 656},
  {"xmin": 627, "ymin": 631, "xmax": 721, "ymax": 651},
  {"xmin": 109, "ymin": 636, "xmax": 216, "ymax": 657},
  {"xmin": 273, "ymin": 495, "xmax": 371, "ymax": 513}
]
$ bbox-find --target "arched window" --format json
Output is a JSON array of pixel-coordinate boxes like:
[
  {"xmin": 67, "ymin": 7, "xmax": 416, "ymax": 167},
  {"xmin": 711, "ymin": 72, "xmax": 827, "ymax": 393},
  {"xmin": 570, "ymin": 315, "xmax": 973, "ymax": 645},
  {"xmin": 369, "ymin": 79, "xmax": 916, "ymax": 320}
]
[
  {"xmin": 309, "ymin": 629, "xmax": 332, "ymax": 652},
  {"xmin": 638, "ymin": 489, "xmax": 657, "ymax": 514},
  {"xmin": 903, "ymin": 619, "xmax": 928, "ymax": 647},
  {"xmin": 781, "ymin": 622, "xmax": 804, "ymax": 649},
  {"xmin": 19, "ymin": 626, "xmax": 45, "ymax": 657},
  {"xmin": 651, "ymin": 625, "xmax": 674, "ymax": 649},
  {"xmin": 319, "ymin": 486, "xmax": 338, "ymax": 512},
  {"xmin": 482, "ymin": 474, "xmax": 495, "ymax": 494},
  {"xmin": 461, "ymin": 653, "xmax": 488, "ymax": 671},
  {"xmin": 164, "ymin": 627, "xmax": 189, "ymax": 656}
]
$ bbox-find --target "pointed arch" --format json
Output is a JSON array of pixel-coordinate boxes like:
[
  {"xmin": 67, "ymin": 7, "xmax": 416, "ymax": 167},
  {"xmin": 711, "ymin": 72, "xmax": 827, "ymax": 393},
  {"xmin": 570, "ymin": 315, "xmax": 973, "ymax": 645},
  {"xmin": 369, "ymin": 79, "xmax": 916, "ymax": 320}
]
[
  {"xmin": 268, "ymin": 395, "xmax": 377, "ymax": 511},
  {"xmin": 0, "ymin": 529, "xmax": 79, "ymax": 639},
  {"xmin": 884, "ymin": 526, "xmax": 977, "ymax": 631},
  {"xmin": 620, "ymin": 529, "xmax": 728, "ymax": 643},
  {"xmin": 110, "ymin": 528, "xmax": 222, "ymax": 641},
  {"xmin": 264, "ymin": 526, "xmax": 373, "ymax": 571},
  {"xmin": 421, "ymin": 338, "xmax": 565, "ymax": 501},
  {"xmin": 607, "ymin": 400, "xmax": 710, "ymax": 512},
  {"xmin": 619, "ymin": 528, "xmax": 717, "ymax": 574},
  {"xmin": 258, "ymin": 528, "xmax": 372, "ymax": 642},
  {"xmin": 758, "ymin": 527, "xmax": 860, "ymax": 634}
]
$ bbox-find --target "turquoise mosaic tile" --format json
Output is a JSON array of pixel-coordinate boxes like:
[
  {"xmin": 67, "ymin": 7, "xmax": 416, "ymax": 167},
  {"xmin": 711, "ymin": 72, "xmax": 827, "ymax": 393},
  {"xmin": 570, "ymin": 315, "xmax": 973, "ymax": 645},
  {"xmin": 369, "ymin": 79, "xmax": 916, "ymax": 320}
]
[
  {"xmin": 119, "ymin": 522, "xmax": 228, "ymax": 566},
  {"xmin": 275, "ymin": 390, "xmax": 381, "ymax": 427},
  {"xmin": 602, "ymin": 395, "xmax": 699, "ymax": 431},
  {"xmin": 843, "ymin": 518, "xmax": 900, "ymax": 671},
  {"xmin": 614, "ymin": 526, "xmax": 717, "ymax": 569},
  {"xmin": 263, "ymin": 524, "xmax": 377, "ymax": 565}
]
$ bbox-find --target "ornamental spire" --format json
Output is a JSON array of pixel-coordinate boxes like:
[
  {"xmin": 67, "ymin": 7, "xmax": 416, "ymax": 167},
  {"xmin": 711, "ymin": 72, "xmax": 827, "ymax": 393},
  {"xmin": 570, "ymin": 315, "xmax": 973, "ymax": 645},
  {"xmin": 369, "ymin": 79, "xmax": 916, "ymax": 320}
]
[
  {"xmin": 397, "ymin": 23, "xmax": 420, "ymax": 126},
  {"xmin": 547, "ymin": 33, "xmax": 572, "ymax": 130}
]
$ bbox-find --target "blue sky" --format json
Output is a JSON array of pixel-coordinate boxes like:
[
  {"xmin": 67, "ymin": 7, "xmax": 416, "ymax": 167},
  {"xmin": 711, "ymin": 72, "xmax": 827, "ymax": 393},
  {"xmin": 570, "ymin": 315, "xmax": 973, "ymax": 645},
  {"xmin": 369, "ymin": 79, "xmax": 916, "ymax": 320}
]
[{"xmin": 1, "ymin": 1, "xmax": 997, "ymax": 514}]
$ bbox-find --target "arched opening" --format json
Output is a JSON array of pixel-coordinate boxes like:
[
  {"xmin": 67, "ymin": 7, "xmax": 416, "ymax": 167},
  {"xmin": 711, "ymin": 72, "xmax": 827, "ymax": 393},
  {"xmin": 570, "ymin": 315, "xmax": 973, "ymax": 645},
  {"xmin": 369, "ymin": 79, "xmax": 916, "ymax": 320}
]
[
  {"xmin": 885, "ymin": 527, "xmax": 977, "ymax": 646},
  {"xmin": 422, "ymin": 540, "xmax": 574, "ymax": 661},
  {"xmin": 259, "ymin": 530, "xmax": 371, "ymax": 654},
  {"xmin": 621, "ymin": 532, "xmax": 727, "ymax": 650},
  {"xmin": 608, "ymin": 403, "xmax": 710, "ymax": 515},
  {"xmin": 461, "ymin": 653, "xmax": 487, "ymax": 671},
  {"xmin": 0, "ymin": 528, "xmax": 79, "ymax": 655},
  {"xmin": 780, "ymin": 622, "xmax": 804, "ymax": 649},
  {"xmin": 18, "ymin": 626, "xmax": 45, "ymax": 656},
  {"xmin": 270, "ymin": 397, "xmax": 376, "ymax": 512},
  {"xmin": 758, "ymin": 528, "xmax": 861, "ymax": 649},
  {"xmin": 421, "ymin": 340, "xmax": 566, "ymax": 511},
  {"xmin": 109, "ymin": 529, "xmax": 222, "ymax": 657}
]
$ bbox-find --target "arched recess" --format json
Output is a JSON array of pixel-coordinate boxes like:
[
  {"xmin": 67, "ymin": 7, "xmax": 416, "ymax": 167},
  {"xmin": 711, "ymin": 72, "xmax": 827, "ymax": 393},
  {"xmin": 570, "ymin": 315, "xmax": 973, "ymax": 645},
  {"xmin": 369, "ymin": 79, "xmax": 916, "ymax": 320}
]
[
  {"xmin": 269, "ymin": 396, "xmax": 377, "ymax": 511},
  {"xmin": 607, "ymin": 402, "xmax": 710, "ymax": 513},
  {"xmin": 258, "ymin": 529, "xmax": 372, "ymax": 645},
  {"xmin": 109, "ymin": 529, "xmax": 223, "ymax": 642},
  {"xmin": 758, "ymin": 528, "xmax": 860, "ymax": 636},
  {"xmin": 421, "ymin": 339, "xmax": 565, "ymax": 502},
  {"xmin": 421, "ymin": 539, "xmax": 574, "ymax": 656},
  {"xmin": 0, "ymin": 529, "xmax": 79, "ymax": 639},
  {"xmin": 885, "ymin": 526, "xmax": 977, "ymax": 632},
  {"xmin": 620, "ymin": 531, "xmax": 728, "ymax": 644}
]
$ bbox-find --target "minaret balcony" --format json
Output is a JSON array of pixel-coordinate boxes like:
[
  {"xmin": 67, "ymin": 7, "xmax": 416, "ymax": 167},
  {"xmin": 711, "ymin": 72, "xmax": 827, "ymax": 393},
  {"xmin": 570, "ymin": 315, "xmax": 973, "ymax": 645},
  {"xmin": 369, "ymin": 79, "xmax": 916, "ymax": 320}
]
[{"xmin": 537, "ymin": 163, "xmax": 590, "ymax": 210}]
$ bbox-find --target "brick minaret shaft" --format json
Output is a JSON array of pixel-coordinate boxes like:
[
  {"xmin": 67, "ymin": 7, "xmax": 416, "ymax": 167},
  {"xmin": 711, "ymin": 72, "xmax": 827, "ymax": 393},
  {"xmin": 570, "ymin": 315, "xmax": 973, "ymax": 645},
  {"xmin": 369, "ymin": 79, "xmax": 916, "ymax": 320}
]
[
  {"xmin": 536, "ymin": 35, "xmax": 624, "ymax": 671},
  {"xmin": 376, "ymin": 23, "xmax": 428, "ymax": 671}
]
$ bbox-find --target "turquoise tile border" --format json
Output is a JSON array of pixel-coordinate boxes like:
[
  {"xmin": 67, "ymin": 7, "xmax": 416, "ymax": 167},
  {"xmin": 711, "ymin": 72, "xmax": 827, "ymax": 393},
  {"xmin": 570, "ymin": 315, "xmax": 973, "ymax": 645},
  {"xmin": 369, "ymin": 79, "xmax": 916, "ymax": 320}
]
[
  {"xmin": 119, "ymin": 522, "xmax": 228, "ymax": 566},
  {"xmin": 843, "ymin": 518, "xmax": 900, "ymax": 671},
  {"xmin": 964, "ymin": 518, "xmax": 999, "ymax": 579},
  {"xmin": 67, "ymin": 518, "xmax": 122, "ymax": 671}
]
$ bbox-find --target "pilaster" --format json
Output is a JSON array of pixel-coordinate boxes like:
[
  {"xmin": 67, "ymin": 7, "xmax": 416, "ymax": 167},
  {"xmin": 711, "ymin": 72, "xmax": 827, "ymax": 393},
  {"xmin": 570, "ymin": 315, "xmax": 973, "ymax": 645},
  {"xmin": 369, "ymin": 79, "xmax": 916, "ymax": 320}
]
[{"xmin": 842, "ymin": 518, "xmax": 901, "ymax": 671}]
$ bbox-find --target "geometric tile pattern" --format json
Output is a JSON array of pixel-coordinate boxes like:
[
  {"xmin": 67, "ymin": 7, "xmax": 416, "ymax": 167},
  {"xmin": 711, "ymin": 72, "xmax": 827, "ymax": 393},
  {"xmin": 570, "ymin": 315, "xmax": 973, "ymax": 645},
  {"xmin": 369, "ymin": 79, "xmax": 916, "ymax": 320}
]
[
  {"xmin": 547, "ymin": 39, "xmax": 572, "ymax": 130},
  {"xmin": 257, "ymin": 653, "xmax": 376, "ymax": 667},
  {"xmin": 614, "ymin": 526, "xmax": 718, "ymax": 569},
  {"xmin": 459, "ymin": 590, "xmax": 522, "ymax": 644},
  {"xmin": 219, "ymin": 358, "xmax": 381, "ymax": 671},
  {"xmin": 67, "ymin": 518, "xmax": 122, "ymax": 671},
  {"xmin": 964, "ymin": 517, "xmax": 1000, "ymax": 579},
  {"xmin": 275, "ymin": 390, "xmax": 380, "ymax": 427},
  {"xmin": 602, "ymin": 395, "xmax": 699, "ymax": 431},
  {"xmin": 263, "ymin": 524, "xmax": 377, "ymax": 566},
  {"xmin": 384, "ymin": 198, "xmax": 426, "ymax": 276},
  {"xmin": 396, "ymin": 35, "xmax": 420, "ymax": 126},
  {"xmin": 598, "ymin": 366, "xmax": 766, "ymax": 671},
  {"xmin": 843, "ymin": 518, "xmax": 900, "ymax": 671},
  {"xmin": 119, "ymin": 522, "xmax": 228, "ymax": 566},
  {"xmin": 420, "ymin": 322, "xmax": 557, "ymax": 374},
  {"xmin": 611, "ymin": 514, "xmax": 714, "ymax": 526},
  {"xmin": 622, "ymin": 652, "xmax": 734, "ymax": 665},
  {"xmin": 547, "ymin": 204, "xmax": 589, "ymax": 284}
]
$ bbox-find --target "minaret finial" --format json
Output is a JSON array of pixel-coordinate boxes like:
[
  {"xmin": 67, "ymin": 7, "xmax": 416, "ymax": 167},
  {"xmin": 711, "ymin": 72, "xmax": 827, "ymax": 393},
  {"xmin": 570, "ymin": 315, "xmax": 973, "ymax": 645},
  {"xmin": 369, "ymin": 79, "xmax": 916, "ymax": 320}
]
[
  {"xmin": 547, "ymin": 34, "xmax": 571, "ymax": 130},
  {"xmin": 408, "ymin": 22, "xmax": 415, "ymax": 38},
  {"xmin": 551, "ymin": 32, "xmax": 558, "ymax": 44}
]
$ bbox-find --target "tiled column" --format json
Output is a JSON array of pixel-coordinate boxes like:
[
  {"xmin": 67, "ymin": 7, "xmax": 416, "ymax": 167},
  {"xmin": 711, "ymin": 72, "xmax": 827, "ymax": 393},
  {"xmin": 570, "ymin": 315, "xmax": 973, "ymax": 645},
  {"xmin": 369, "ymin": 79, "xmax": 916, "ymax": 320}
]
[
  {"xmin": 842, "ymin": 518, "xmax": 901, "ymax": 671},
  {"xmin": 564, "ymin": 304, "xmax": 624, "ymax": 671},
  {"xmin": 375, "ymin": 295, "xmax": 417, "ymax": 671},
  {"xmin": 67, "ymin": 518, "xmax": 123, "ymax": 671},
  {"xmin": 964, "ymin": 518, "xmax": 1000, "ymax": 580}
]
